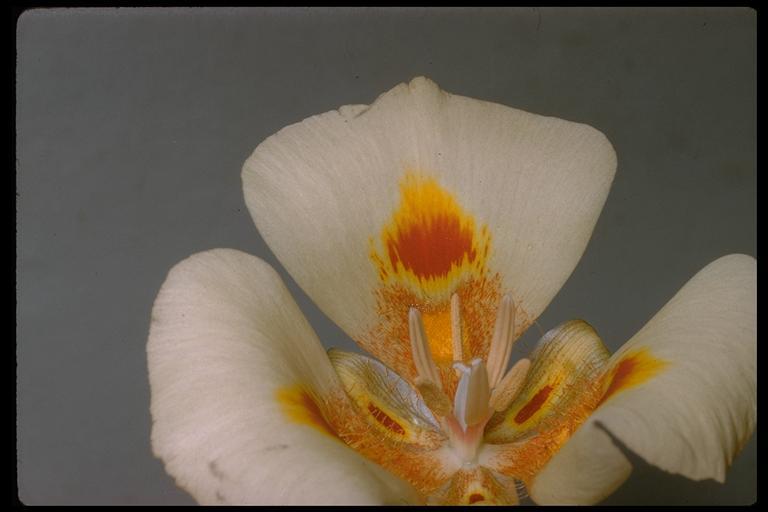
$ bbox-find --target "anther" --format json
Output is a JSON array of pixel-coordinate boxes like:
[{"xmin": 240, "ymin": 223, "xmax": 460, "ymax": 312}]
[
  {"xmin": 488, "ymin": 358, "xmax": 531, "ymax": 412},
  {"xmin": 486, "ymin": 295, "xmax": 516, "ymax": 389},
  {"xmin": 408, "ymin": 307, "xmax": 442, "ymax": 389}
]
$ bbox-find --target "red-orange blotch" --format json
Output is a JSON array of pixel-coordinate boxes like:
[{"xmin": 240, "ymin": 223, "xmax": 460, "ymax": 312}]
[
  {"xmin": 514, "ymin": 384, "xmax": 554, "ymax": 424},
  {"xmin": 367, "ymin": 402, "xmax": 406, "ymax": 436},
  {"xmin": 599, "ymin": 348, "xmax": 668, "ymax": 405},
  {"xmin": 372, "ymin": 172, "xmax": 490, "ymax": 296}
]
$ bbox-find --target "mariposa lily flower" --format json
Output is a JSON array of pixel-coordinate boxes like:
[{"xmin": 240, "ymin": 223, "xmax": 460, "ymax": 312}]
[{"xmin": 147, "ymin": 77, "xmax": 756, "ymax": 505}]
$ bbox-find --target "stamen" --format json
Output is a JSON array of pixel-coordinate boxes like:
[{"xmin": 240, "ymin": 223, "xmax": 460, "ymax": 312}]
[
  {"xmin": 415, "ymin": 377, "xmax": 453, "ymax": 417},
  {"xmin": 409, "ymin": 307, "xmax": 442, "ymax": 389},
  {"xmin": 488, "ymin": 358, "xmax": 531, "ymax": 412},
  {"xmin": 451, "ymin": 293, "xmax": 463, "ymax": 363},
  {"xmin": 452, "ymin": 358, "xmax": 491, "ymax": 431},
  {"xmin": 486, "ymin": 295, "xmax": 516, "ymax": 389}
]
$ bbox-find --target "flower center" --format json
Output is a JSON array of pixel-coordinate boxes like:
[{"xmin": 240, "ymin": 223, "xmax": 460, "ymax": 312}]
[{"xmin": 408, "ymin": 293, "xmax": 531, "ymax": 464}]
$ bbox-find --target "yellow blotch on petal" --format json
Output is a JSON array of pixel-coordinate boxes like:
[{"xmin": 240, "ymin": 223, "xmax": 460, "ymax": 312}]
[
  {"xmin": 599, "ymin": 348, "xmax": 668, "ymax": 405},
  {"xmin": 276, "ymin": 385, "xmax": 337, "ymax": 438}
]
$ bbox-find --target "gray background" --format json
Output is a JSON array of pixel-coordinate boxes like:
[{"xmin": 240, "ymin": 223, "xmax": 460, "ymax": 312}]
[{"xmin": 17, "ymin": 7, "xmax": 755, "ymax": 505}]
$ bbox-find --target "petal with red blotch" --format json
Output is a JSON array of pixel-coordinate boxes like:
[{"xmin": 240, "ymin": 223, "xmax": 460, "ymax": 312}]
[{"xmin": 242, "ymin": 77, "xmax": 616, "ymax": 382}]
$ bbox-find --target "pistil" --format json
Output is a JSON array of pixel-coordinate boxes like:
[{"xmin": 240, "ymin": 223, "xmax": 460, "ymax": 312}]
[{"xmin": 453, "ymin": 359, "xmax": 491, "ymax": 431}]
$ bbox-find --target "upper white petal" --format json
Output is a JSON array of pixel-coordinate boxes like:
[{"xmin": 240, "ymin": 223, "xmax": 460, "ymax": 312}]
[
  {"xmin": 147, "ymin": 249, "xmax": 418, "ymax": 505},
  {"xmin": 531, "ymin": 254, "xmax": 756, "ymax": 504},
  {"xmin": 242, "ymin": 76, "xmax": 616, "ymax": 352}
]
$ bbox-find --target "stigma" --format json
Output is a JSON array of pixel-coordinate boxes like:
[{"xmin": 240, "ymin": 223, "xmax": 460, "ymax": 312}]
[{"xmin": 408, "ymin": 293, "xmax": 531, "ymax": 463}]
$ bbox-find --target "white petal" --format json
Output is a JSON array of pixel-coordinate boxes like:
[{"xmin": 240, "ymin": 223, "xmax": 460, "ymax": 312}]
[
  {"xmin": 530, "ymin": 254, "xmax": 756, "ymax": 504},
  {"xmin": 147, "ymin": 249, "xmax": 418, "ymax": 505},
  {"xmin": 242, "ymin": 76, "xmax": 616, "ymax": 371}
]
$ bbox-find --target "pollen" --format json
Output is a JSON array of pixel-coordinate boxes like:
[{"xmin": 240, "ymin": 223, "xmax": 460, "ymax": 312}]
[{"xmin": 421, "ymin": 307, "xmax": 455, "ymax": 364}]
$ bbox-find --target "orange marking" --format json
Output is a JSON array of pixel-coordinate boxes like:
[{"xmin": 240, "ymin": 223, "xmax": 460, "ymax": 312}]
[
  {"xmin": 468, "ymin": 493, "xmax": 485, "ymax": 504},
  {"xmin": 276, "ymin": 386, "xmax": 336, "ymax": 438},
  {"xmin": 514, "ymin": 384, "xmax": 554, "ymax": 424},
  {"xmin": 599, "ymin": 348, "xmax": 667, "ymax": 405},
  {"xmin": 367, "ymin": 402, "xmax": 406, "ymax": 435},
  {"xmin": 383, "ymin": 173, "xmax": 482, "ymax": 281},
  {"xmin": 385, "ymin": 209, "xmax": 476, "ymax": 280},
  {"xmin": 371, "ymin": 172, "xmax": 491, "ymax": 297}
]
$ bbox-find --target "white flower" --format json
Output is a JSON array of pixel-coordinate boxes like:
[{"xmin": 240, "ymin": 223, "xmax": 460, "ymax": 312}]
[{"xmin": 147, "ymin": 77, "xmax": 756, "ymax": 505}]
